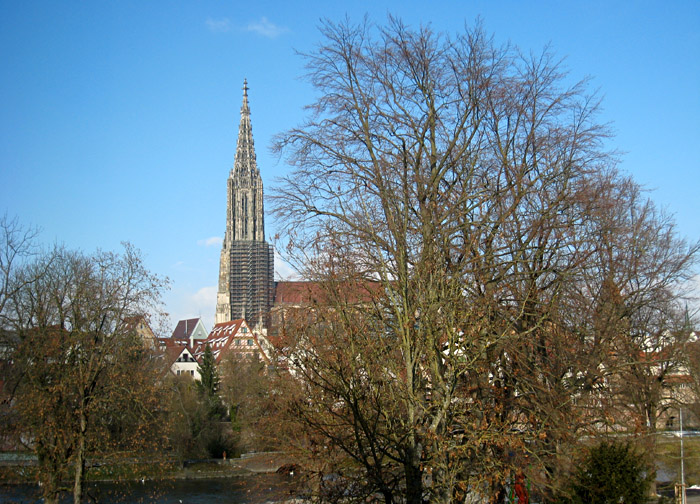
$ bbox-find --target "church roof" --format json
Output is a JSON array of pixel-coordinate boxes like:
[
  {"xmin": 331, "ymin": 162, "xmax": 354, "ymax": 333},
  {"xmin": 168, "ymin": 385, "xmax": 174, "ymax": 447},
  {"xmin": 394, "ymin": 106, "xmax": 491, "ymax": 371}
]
[
  {"xmin": 273, "ymin": 281, "xmax": 327, "ymax": 305},
  {"xmin": 273, "ymin": 280, "xmax": 384, "ymax": 305}
]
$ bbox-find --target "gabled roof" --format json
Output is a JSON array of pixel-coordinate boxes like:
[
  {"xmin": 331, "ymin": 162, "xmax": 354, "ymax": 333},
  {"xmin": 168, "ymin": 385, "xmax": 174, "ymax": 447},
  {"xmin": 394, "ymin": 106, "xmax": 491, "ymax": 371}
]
[
  {"xmin": 193, "ymin": 319, "xmax": 244, "ymax": 364},
  {"xmin": 171, "ymin": 318, "xmax": 206, "ymax": 342},
  {"xmin": 158, "ymin": 338, "xmax": 194, "ymax": 367},
  {"xmin": 208, "ymin": 319, "xmax": 244, "ymax": 338},
  {"xmin": 123, "ymin": 314, "xmax": 150, "ymax": 330},
  {"xmin": 191, "ymin": 319, "xmax": 270, "ymax": 364},
  {"xmin": 124, "ymin": 315, "xmax": 157, "ymax": 347}
]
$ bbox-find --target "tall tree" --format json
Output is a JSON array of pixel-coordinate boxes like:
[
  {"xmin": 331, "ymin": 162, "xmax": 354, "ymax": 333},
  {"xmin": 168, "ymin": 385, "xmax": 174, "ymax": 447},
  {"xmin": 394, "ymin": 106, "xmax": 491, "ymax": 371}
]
[
  {"xmin": 0, "ymin": 214, "xmax": 41, "ymax": 327},
  {"xmin": 219, "ymin": 353, "xmax": 271, "ymax": 451},
  {"xmin": 198, "ymin": 343, "xmax": 220, "ymax": 399},
  {"xmin": 7, "ymin": 244, "xmax": 169, "ymax": 504},
  {"xmin": 0, "ymin": 215, "xmax": 42, "ymax": 450},
  {"xmin": 271, "ymin": 17, "xmax": 698, "ymax": 503},
  {"xmin": 197, "ymin": 343, "xmax": 228, "ymax": 423}
]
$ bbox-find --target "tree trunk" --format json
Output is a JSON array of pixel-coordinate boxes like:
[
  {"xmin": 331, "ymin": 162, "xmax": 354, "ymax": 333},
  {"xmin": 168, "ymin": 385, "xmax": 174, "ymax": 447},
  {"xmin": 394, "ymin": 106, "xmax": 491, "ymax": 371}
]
[
  {"xmin": 37, "ymin": 447, "xmax": 63, "ymax": 504},
  {"xmin": 45, "ymin": 469, "xmax": 61, "ymax": 504},
  {"xmin": 73, "ymin": 412, "xmax": 87, "ymax": 504},
  {"xmin": 404, "ymin": 459, "xmax": 423, "ymax": 504}
]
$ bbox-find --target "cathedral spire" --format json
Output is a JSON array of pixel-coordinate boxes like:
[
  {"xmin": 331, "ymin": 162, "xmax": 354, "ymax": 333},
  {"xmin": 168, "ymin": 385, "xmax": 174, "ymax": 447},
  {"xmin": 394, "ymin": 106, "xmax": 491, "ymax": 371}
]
[
  {"xmin": 223, "ymin": 80, "xmax": 265, "ymax": 243},
  {"xmin": 242, "ymin": 79, "xmax": 250, "ymax": 113},
  {"xmin": 233, "ymin": 78, "xmax": 258, "ymax": 178},
  {"xmin": 217, "ymin": 80, "xmax": 274, "ymax": 326}
]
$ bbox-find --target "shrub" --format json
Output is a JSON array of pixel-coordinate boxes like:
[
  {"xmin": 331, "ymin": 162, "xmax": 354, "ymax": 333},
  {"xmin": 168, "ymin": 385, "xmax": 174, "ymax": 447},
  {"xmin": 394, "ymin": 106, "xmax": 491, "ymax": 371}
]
[{"xmin": 560, "ymin": 440, "xmax": 652, "ymax": 504}]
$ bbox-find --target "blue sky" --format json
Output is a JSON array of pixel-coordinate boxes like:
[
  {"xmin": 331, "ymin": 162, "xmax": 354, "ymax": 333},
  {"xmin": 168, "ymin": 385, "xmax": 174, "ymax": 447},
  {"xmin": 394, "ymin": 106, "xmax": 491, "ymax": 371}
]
[{"xmin": 1, "ymin": 1, "xmax": 698, "ymax": 332}]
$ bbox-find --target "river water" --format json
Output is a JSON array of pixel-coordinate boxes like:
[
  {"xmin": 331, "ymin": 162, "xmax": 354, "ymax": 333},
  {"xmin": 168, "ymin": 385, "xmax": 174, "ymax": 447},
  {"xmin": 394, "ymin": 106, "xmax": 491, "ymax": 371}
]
[{"xmin": 0, "ymin": 473, "xmax": 297, "ymax": 503}]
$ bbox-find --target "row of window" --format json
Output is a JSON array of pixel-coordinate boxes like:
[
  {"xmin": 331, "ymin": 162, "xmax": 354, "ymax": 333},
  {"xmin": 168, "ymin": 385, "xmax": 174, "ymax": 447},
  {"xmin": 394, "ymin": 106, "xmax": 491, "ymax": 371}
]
[{"xmin": 212, "ymin": 325, "xmax": 249, "ymax": 336}]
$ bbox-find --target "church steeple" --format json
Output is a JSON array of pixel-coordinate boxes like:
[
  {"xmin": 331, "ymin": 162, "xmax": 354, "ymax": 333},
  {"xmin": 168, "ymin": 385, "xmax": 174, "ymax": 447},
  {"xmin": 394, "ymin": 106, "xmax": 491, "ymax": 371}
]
[
  {"xmin": 216, "ymin": 80, "xmax": 274, "ymax": 326},
  {"xmin": 233, "ymin": 79, "xmax": 259, "ymax": 179},
  {"xmin": 224, "ymin": 79, "xmax": 265, "ymax": 243}
]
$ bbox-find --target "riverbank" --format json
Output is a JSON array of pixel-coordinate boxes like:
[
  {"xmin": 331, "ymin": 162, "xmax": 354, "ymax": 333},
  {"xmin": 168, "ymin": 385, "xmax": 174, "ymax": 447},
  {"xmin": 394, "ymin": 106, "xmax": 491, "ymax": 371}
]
[
  {"xmin": 0, "ymin": 451, "xmax": 296, "ymax": 484},
  {"xmin": 1, "ymin": 472, "xmax": 301, "ymax": 504},
  {"xmin": 0, "ymin": 452, "xmax": 303, "ymax": 504}
]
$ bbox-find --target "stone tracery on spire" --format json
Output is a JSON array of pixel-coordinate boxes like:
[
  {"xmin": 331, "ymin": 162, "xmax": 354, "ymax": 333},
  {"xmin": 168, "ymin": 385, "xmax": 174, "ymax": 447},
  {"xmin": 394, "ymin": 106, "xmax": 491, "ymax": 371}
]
[{"xmin": 234, "ymin": 79, "xmax": 258, "ymax": 178}]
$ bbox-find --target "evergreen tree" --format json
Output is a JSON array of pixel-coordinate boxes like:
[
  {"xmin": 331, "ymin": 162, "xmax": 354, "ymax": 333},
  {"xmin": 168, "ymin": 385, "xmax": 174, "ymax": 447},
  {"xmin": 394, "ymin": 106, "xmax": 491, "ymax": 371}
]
[
  {"xmin": 198, "ymin": 344, "xmax": 219, "ymax": 398},
  {"xmin": 562, "ymin": 441, "xmax": 652, "ymax": 504},
  {"xmin": 197, "ymin": 344, "xmax": 227, "ymax": 421}
]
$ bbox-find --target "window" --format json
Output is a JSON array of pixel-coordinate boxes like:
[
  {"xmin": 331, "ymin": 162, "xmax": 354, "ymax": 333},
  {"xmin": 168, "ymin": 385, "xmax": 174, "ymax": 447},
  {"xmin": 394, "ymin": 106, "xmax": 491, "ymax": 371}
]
[
  {"xmin": 247, "ymin": 339, "xmax": 253, "ymax": 346},
  {"xmin": 242, "ymin": 327, "xmax": 248, "ymax": 333}
]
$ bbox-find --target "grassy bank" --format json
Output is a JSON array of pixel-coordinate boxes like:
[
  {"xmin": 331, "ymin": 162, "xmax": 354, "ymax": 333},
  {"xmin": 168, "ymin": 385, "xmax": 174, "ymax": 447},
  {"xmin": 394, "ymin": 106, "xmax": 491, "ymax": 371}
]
[
  {"xmin": 656, "ymin": 435, "xmax": 700, "ymax": 486},
  {"xmin": 0, "ymin": 452, "xmax": 291, "ymax": 485},
  {"xmin": 0, "ymin": 458, "xmax": 260, "ymax": 485}
]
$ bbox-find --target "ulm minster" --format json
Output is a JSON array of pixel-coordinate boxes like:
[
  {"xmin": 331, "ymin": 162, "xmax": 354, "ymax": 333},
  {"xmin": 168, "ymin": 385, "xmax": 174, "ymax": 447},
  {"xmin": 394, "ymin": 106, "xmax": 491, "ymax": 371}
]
[
  {"xmin": 164, "ymin": 80, "xmax": 313, "ymax": 377},
  {"xmin": 1, "ymin": 17, "xmax": 700, "ymax": 504}
]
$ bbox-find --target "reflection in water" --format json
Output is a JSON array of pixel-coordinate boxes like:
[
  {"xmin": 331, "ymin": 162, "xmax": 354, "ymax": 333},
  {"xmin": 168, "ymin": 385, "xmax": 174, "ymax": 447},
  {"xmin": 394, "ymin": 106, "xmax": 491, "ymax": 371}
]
[{"xmin": 0, "ymin": 473, "xmax": 297, "ymax": 503}]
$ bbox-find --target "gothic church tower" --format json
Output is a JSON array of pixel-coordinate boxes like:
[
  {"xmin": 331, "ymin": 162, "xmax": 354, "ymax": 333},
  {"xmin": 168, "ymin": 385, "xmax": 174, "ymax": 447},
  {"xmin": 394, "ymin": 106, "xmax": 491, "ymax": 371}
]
[{"xmin": 216, "ymin": 81, "xmax": 274, "ymax": 325}]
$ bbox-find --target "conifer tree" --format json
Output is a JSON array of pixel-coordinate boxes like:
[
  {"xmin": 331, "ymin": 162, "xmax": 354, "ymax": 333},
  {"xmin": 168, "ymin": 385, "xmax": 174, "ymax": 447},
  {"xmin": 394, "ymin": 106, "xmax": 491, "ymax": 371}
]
[
  {"xmin": 562, "ymin": 441, "xmax": 652, "ymax": 504},
  {"xmin": 198, "ymin": 343, "xmax": 226, "ymax": 420},
  {"xmin": 198, "ymin": 343, "xmax": 219, "ymax": 399}
]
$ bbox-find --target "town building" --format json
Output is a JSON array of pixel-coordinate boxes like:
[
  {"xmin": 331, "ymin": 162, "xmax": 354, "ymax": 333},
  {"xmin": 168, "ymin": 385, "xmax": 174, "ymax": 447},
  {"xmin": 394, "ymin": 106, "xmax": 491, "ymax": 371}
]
[
  {"xmin": 124, "ymin": 315, "xmax": 157, "ymax": 349},
  {"xmin": 193, "ymin": 319, "xmax": 271, "ymax": 364},
  {"xmin": 161, "ymin": 338, "xmax": 201, "ymax": 380},
  {"xmin": 158, "ymin": 317, "xmax": 210, "ymax": 379},
  {"xmin": 158, "ymin": 318, "xmax": 273, "ymax": 379},
  {"xmin": 171, "ymin": 317, "xmax": 209, "ymax": 347}
]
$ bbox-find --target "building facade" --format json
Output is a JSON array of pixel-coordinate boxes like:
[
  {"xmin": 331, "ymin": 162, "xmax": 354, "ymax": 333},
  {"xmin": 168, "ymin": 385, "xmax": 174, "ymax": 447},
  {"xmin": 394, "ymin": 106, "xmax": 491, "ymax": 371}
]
[{"xmin": 216, "ymin": 81, "xmax": 274, "ymax": 326}]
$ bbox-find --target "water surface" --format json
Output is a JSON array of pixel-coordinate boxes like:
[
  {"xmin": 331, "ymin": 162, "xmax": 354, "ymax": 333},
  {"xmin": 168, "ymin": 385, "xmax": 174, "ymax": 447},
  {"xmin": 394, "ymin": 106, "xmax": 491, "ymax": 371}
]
[{"xmin": 0, "ymin": 473, "xmax": 296, "ymax": 503}]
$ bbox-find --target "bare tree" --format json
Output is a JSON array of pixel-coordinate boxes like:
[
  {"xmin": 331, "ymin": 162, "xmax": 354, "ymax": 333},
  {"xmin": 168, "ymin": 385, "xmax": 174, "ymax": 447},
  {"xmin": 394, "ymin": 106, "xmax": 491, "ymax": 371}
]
[
  {"xmin": 0, "ymin": 215, "xmax": 43, "ymax": 453},
  {"xmin": 269, "ymin": 17, "xmax": 637, "ymax": 503},
  {"xmin": 270, "ymin": 16, "xmax": 699, "ymax": 503},
  {"xmin": 578, "ymin": 174, "xmax": 699, "ymax": 489},
  {"xmin": 0, "ymin": 214, "xmax": 41, "ymax": 326},
  {"xmin": 8, "ymin": 244, "xmax": 170, "ymax": 504},
  {"xmin": 219, "ymin": 353, "xmax": 274, "ymax": 451}
]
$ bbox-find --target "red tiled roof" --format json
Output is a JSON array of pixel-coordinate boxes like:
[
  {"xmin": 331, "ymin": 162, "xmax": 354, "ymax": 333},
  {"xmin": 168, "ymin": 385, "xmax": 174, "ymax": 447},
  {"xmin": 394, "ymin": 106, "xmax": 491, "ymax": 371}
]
[
  {"xmin": 665, "ymin": 374, "xmax": 693, "ymax": 384},
  {"xmin": 158, "ymin": 338, "xmax": 192, "ymax": 367},
  {"xmin": 192, "ymin": 319, "xmax": 270, "ymax": 364},
  {"xmin": 273, "ymin": 280, "xmax": 382, "ymax": 305},
  {"xmin": 208, "ymin": 319, "xmax": 244, "ymax": 338},
  {"xmin": 123, "ymin": 315, "xmax": 147, "ymax": 329},
  {"xmin": 274, "ymin": 281, "xmax": 326, "ymax": 304}
]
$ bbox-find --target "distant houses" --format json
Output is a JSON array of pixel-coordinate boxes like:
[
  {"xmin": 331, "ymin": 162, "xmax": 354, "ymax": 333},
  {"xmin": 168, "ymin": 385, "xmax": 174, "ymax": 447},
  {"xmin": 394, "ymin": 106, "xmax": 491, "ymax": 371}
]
[
  {"xmin": 124, "ymin": 315, "xmax": 158, "ymax": 349},
  {"xmin": 157, "ymin": 317, "xmax": 272, "ymax": 380}
]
